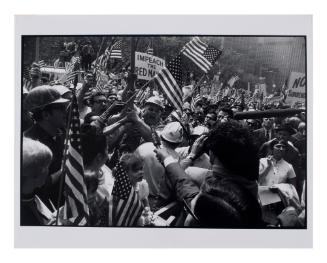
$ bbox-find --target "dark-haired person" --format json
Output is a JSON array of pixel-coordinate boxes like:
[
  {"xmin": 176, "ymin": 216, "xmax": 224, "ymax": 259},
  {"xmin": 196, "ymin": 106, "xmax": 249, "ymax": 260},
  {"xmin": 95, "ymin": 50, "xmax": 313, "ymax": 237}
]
[
  {"xmin": 80, "ymin": 125, "xmax": 114, "ymax": 226},
  {"xmin": 253, "ymin": 117, "xmax": 276, "ymax": 150},
  {"xmin": 24, "ymin": 85, "xmax": 69, "ymax": 208},
  {"xmin": 21, "ymin": 138, "xmax": 53, "ymax": 226},
  {"xmin": 120, "ymin": 153, "xmax": 150, "ymax": 211},
  {"xmin": 204, "ymin": 112, "xmax": 217, "ymax": 130},
  {"xmin": 217, "ymin": 107, "xmax": 233, "ymax": 124},
  {"xmin": 154, "ymin": 121, "xmax": 263, "ymax": 227},
  {"xmin": 81, "ymin": 125, "xmax": 113, "ymax": 201},
  {"xmin": 83, "ymin": 91, "xmax": 108, "ymax": 122}
]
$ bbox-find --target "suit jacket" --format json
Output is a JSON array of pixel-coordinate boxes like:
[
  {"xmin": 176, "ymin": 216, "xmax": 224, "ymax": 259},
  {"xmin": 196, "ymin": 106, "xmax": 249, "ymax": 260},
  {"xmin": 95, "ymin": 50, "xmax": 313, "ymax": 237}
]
[
  {"xmin": 165, "ymin": 162, "xmax": 200, "ymax": 205},
  {"xmin": 253, "ymin": 128, "xmax": 275, "ymax": 150}
]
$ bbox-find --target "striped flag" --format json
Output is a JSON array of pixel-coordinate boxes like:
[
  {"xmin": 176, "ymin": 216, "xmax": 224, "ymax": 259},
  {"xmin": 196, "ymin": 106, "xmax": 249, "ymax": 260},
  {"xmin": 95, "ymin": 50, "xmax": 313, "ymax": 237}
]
[
  {"xmin": 190, "ymin": 87, "xmax": 202, "ymax": 112},
  {"xmin": 37, "ymin": 60, "xmax": 46, "ymax": 68},
  {"xmin": 109, "ymin": 40, "xmax": 123, "ymax": 59},
  {"xmin": 108, "ymin": 162, "xmax": 143, "ymax": 226},
  {"xmin": 181, "ymin": 37, "xmax": 222, "ymax": 73},
  {"xmin": 66, "ymin": 56, "xmax": 81, "ymax": 73},
  {"xmin": 65, "ymin": 70, "xmax": 81, "ymax": 83},
  {"xmin": 63, "ymin": 93, "xmax": 89, "ymax": 226},
  {"xmin": 22, "ymin": 65, "xmax": 32, "ymax": 91},
  {"xmin": 153, "ymin": 54, "xmax": 183, "ymax": 112},
  {"xmin": 61, "ymin": 56, "xmax": 81, "ymax": 84}
]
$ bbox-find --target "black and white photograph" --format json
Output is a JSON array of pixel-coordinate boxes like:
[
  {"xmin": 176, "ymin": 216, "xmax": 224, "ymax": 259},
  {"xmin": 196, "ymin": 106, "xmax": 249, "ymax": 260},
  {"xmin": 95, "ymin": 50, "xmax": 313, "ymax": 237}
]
[{"xmin": 14, "ymin": 15, "xmax": 313, "ymax": 248}]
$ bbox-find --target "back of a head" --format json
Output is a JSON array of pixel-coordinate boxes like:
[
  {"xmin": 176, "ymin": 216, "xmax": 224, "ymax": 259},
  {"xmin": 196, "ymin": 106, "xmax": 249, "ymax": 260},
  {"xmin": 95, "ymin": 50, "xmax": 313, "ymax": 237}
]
[
  {"xmin": 22, "ymin": 137, "xmax": 53, "ymax": 176},
  {"xmin": 194, "ymin": 175, "xmax": 262, "ymax": 228},
  {"xmin": 206, "ymin": 120, "xmax": 259, "ymax": 181},
  {"xmin": 80, "ymin": 124, "xmax": 107, "ymax": 167}
]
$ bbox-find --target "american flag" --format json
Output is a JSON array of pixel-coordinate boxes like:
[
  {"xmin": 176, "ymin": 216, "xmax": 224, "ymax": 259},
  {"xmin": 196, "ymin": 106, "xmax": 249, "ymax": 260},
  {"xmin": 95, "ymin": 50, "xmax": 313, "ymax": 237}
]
[
  {"xmin": 63, "ymin": 93, "xmax": 89, "ymax": 226},
  {"xmin": 146, "ymin": 44, "xmax": 154, "ymax": 55},
  {"xmin": 62, "ymin": 56, "xmax": 81, "ymax": 84},
  {"xmin": 66, "ymin": 56, "xmax": 81, "ymax": 73},
  {"xmin": 108, "ymin": 162, "xmax": 142, "ymax": 226},
  {"xmin": 181, "ymin": 37, "xmax": 222, "ymax": 73},
  {"xmin": 135, "ymin": 88, "xmax": 147, "ymax": 106},
  {"xmin": 109, "ymin": 40, "xmax": 123, "ymax": 59},
  {"xmin": 191, "ymin": 87, "xmax": 202, "ymax": 111},
  {"xmin": 37, "ymin": 60, "xmax": 46, "ymax": 68},
  {"xmin": 22, "ymin": 65, "xmax": 32, "ymax": 91},
  {"xmin": 153, "ymin": 54, "xmax": 183, "ymax": 113},
  {"xmin": 66, "ymin": 71, "xmax": 81, "ymax": 83}
]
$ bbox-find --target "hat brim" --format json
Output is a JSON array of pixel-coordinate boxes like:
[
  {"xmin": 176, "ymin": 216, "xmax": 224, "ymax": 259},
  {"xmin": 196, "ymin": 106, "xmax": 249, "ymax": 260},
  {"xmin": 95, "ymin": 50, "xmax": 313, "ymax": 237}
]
[{"xmin": 48, "ymin": 97, "xmax": 70, "ymax": 105}]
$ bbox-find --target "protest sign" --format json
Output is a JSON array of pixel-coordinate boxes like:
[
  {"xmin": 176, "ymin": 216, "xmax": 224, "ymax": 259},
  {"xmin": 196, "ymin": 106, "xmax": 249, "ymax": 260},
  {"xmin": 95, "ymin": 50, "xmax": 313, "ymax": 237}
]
[
  {"xmin": 285, "ymin": 72, "xmax": 306, "ymax": 105},
  {"xmin": 135, "ymin": 52, "xmax": 165, "ymax": 81},
  {"xmin": 41, "ymin": 66, "xmax": 66, "ymax": 80}
]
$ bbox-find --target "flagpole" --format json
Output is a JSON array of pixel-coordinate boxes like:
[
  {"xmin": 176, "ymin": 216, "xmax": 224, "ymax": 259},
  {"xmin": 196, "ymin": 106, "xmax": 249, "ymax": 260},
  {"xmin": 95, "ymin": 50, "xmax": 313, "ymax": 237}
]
[
  {"xmin": 55, "ymin": 74, "xmax": 78, "ymax": 226},
  {"xmin": 121, "ymin": 37, "xmax": 137, "ymax": 102}
]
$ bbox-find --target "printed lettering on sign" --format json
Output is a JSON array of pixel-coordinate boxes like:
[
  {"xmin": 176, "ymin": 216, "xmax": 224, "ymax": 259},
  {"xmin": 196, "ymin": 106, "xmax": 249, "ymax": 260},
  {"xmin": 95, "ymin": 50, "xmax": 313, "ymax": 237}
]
[{"xmin": 135, "ymin": 52, "xmax": 166, "ymax": 81}]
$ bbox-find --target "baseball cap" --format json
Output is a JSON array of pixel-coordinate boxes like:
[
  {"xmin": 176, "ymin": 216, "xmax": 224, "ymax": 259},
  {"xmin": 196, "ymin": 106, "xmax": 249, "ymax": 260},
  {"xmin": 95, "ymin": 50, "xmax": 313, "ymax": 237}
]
[{"xmin": 24, "ymin": 85, "xmax": 69, "ymax": 112}]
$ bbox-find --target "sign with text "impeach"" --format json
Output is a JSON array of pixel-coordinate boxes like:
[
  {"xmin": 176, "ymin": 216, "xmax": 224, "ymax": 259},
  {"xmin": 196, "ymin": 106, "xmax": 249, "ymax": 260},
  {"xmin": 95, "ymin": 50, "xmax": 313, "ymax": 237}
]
[
  {"xmin": 135, "ymin": 52, "xmax": 165, "ymax": 81},
  {"xmin": 285, "ymin": 72, "xmax": 306, "ymax": 105}
]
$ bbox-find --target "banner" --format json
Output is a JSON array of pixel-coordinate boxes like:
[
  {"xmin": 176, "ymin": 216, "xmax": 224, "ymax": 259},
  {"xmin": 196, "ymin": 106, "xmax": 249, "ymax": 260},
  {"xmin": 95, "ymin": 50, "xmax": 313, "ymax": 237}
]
[
  {"xmin": 285, "ymin": 72, "xmax": 306, "ymax": 105},
  {"xmin": 135, "ymin": 52, "xmax": 165, "ymax": 81},
  {"xmin": 41, "ymin": 66, "xmax": 66, "ymax": 80}
]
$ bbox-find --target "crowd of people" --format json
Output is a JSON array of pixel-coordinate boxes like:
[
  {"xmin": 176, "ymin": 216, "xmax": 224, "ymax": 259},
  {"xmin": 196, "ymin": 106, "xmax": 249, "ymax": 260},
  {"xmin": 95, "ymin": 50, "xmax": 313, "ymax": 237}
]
[{"xmin": 21, "ymin": 44, "xmax": 307, "ymax": 228}]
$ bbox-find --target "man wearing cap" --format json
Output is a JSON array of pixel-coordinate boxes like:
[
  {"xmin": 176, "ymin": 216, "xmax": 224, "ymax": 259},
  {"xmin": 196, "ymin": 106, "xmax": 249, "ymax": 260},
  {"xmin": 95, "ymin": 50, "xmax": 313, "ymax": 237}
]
[
  {"xmin": 24, "ymin": 85, "xmax": 69, "ymax": 208},
  {"xmin": 135, "ymin": 121, "xmax": 183, "ymax": 210}
]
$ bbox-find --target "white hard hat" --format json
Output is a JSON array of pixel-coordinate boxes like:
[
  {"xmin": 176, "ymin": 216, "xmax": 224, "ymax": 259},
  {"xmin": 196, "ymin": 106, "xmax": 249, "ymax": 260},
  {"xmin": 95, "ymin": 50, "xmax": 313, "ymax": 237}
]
[
  {"xmin": 191, "ymin": 125, "xmax": 209, "ymax": 136},
  {"xmin": 145, "ymin": 96, "xmax": 164, "ymax": 110},
  {"xmin": 160, "ymin": 122, "xmax": 183, "ymax": 143}
]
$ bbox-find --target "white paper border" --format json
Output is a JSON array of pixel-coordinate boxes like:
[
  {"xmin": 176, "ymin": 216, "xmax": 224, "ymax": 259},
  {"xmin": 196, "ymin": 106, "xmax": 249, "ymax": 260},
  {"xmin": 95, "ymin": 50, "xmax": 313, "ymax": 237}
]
[{"xmin": 15, "ymin": 15, "xmax": 312, "ymax": 248}]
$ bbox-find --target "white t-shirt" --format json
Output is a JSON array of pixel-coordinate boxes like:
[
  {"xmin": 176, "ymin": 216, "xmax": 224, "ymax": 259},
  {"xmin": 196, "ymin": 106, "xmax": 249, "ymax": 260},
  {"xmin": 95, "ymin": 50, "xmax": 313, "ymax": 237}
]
[{"xmin": 259, "ymin": 157, "xmax": 296, "ymax": 186}]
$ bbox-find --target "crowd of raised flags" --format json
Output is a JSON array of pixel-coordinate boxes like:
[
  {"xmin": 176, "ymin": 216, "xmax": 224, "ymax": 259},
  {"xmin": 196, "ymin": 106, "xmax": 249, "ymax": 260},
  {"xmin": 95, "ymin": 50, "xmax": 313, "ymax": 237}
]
[{"xmin": 21, "ymin": 36, "xmax": 305, "ymax": 227}]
